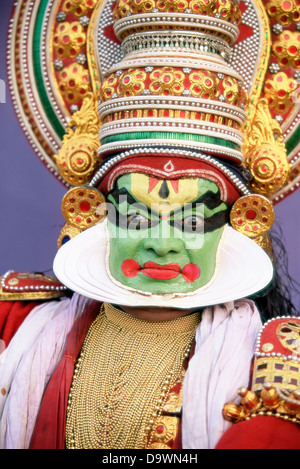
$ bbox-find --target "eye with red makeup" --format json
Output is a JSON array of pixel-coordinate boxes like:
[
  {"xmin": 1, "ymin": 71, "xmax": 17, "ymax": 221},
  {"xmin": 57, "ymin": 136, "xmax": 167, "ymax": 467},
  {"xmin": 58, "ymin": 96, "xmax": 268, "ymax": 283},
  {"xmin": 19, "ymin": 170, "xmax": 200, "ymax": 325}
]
[
  {"xmin": 127, "ymin": 213, "xmax": 152, "ymax": 230},
  {"xmin": 126, "ymin": 212, "xmax": 205, "ymax": 233}
]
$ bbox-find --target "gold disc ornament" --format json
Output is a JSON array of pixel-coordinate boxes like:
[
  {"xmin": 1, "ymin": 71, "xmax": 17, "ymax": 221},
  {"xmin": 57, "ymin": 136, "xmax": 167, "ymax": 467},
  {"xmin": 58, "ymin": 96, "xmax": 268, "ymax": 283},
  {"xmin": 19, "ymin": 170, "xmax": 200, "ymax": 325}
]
[
  {"xmin": 57, "ymin": 224, "xmax": 82, "ymax": 249},
  {"xmin": 230, "ymin": 195, "xmax": 276, "ymax": 239},
  {"xmin": 56, "ymin": 136, "xmax": 101, "ymax": 186},
  {"xmin": 245, "ymin": 143, "xmax": 291, "ymax": 196},
  {"xmin": 61, "ymin": 186, "xmax": 106, "ymax": 231}
]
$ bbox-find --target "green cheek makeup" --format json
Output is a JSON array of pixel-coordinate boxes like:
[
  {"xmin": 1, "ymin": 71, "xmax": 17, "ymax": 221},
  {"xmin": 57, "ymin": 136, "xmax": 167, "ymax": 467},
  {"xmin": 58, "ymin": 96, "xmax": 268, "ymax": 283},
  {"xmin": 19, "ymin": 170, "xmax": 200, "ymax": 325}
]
[{"xmin": 106, "ymin": 174, "xmax": 228, "ymax": 294}]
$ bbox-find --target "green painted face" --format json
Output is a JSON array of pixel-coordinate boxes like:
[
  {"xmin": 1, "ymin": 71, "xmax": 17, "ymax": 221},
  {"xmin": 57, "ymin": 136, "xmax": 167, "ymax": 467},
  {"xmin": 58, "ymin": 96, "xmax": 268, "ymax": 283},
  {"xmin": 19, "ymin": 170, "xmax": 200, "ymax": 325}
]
[{"xmin": 106, "ymin": 173, "xmax": 229, "ymax": 295}]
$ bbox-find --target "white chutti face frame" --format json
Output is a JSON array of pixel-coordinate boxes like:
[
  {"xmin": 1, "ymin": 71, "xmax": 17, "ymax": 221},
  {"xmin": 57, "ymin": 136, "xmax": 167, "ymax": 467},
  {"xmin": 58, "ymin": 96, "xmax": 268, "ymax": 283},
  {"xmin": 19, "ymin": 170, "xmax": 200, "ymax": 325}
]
[{"xmin": 53, "ymin": 218, "xmax": 273, "ymax": 309}]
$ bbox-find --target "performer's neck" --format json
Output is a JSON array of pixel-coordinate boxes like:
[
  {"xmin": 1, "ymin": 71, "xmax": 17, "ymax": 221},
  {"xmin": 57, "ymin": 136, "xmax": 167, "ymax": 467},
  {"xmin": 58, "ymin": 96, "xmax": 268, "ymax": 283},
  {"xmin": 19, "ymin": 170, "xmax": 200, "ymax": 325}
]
[{"xmin": 118, "ymin": 305, "xmax": 198, "ymax": 322}]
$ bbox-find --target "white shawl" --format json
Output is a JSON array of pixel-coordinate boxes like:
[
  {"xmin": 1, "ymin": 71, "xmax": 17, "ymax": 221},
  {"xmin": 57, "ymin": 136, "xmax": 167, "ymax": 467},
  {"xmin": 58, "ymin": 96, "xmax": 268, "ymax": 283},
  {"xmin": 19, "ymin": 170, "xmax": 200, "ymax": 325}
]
[{"xmin": 182, "ymin": 299, "xmax": 262, "ymax": 449}]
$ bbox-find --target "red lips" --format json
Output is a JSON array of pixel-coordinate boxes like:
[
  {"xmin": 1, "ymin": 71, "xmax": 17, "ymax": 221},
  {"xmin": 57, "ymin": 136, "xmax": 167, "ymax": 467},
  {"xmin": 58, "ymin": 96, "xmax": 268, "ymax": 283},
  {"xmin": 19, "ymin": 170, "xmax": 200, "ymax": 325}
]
[
  {"xmin": 121, "ymin": 259, "xmax": 200, "ymax": 283},
  {"xmin": 142, "ymin": 262, "xmax": 181, "ymax": 280}
]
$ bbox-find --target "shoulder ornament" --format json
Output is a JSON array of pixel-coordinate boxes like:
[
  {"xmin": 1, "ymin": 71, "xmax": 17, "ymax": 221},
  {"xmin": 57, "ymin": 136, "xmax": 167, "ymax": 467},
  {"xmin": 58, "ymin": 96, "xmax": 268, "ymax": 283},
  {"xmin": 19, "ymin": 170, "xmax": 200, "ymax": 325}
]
[
  {"xmin": 223, "ymin": 316, "xmax": 300, "ymax": 426},
  {"xmin": 0, "ymin": 270, "xmax": 68, "ymax": 301}
]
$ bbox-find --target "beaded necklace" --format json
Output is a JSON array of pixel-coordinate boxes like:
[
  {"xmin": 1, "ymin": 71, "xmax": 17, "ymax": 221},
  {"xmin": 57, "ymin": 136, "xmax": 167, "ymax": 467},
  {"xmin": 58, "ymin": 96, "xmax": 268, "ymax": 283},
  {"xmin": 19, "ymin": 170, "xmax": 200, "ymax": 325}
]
[{"xmin": 65, "ymin": 303, "xmax": 200, "ymax": 449}]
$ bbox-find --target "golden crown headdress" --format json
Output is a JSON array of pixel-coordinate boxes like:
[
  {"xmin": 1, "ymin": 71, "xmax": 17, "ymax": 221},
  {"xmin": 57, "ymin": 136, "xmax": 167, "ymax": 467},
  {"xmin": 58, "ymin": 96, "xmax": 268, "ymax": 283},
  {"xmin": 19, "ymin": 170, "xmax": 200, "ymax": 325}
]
[{"xmin": 7, "ymin": 0, "xmax": 300, "ymax": 254}]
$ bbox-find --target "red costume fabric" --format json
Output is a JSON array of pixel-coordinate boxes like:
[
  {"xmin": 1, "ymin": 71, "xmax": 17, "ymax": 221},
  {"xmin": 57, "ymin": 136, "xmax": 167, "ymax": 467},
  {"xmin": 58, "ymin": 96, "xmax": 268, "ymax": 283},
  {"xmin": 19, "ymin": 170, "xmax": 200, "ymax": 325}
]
[
  {"xmin": 0, "ymin": 301, "xmax": 40, "ymax": 348},
  {"xmin": 215, "ymin": 416, "xmax": 300, "ymax": 449},
  {"xmin": 1, "ymin": 300, "xmax": 300, "ymax": 449},
  {"xmin": 29, "ymin": 300, "xmax": 100, "ymax": 449}
]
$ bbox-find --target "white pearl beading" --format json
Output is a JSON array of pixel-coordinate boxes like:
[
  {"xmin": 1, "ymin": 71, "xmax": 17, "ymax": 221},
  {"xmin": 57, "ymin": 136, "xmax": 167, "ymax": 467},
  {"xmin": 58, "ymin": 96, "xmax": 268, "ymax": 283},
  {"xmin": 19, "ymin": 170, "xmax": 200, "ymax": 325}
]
[
  {"xmin": 113, "ymin": 13, "xmax": 239, "ymax": 45},
  {"xmin": 1, "ymin": 270, "xmax": 67, "ymax": 293},
  {"xmin": 254, "ymin": 316, "xmax": 300, "ymax": 364}
]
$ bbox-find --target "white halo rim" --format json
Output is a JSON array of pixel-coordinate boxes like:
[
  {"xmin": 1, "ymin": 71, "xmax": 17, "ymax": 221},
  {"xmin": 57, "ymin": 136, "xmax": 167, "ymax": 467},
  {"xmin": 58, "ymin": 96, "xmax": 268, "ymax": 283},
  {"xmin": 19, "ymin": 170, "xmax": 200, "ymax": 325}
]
[{"xmin": 53, "ymin": 219, "xmax": 273, "ymax": 309}]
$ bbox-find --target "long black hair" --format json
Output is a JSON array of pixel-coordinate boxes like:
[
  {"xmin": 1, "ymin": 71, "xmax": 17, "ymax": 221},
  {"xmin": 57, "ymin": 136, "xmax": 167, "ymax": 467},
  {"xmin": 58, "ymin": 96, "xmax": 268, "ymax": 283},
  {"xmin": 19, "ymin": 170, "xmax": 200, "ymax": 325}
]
[{"xmin": 249, "ymin": 223, "xmax": 300, "ymax": 322}]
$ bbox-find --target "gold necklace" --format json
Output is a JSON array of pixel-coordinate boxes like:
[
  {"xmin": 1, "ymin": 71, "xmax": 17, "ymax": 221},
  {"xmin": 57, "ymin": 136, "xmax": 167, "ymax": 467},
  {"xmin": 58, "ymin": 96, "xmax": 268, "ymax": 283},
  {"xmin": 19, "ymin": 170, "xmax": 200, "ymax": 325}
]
[{"xmin": 65, "ymin": 303, "xmax": 200, "ymax": 449}]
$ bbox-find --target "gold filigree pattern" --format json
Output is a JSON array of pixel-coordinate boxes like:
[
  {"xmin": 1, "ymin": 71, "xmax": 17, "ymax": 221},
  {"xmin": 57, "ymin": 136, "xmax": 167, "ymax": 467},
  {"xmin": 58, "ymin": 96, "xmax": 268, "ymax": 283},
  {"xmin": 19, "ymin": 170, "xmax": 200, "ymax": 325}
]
[
  {"xmin": 149, "ymin": 68, "xmax": 185, "ymax": 96},
  {"xmin": 246, "ymin": 143, "xmax": 291, "ymax": 194},
  {"xmin": 223, "ymin": 76, "xmax": 241, "ymax": 105},
  {"xmin": 264, "ymin": 72, "xmax": 298, "ymax": 115},
  {"xmin": 57, "ymin": 223, "xmax": 82, "ymax": 248},
  {"xmin": 216, "ymin": 0, "xmax": 242, "ymax": 23},
  {"xmin": 251, "ymin": 234, "xmax": 273, "ymax": 257},
  {"xmin": 55, "ymin": 92, "xmax": 101, "ymax": 185},
  {"xmin": 252, "ymin": 356, "xmax": 300, "ymax": 393},
  {"xmin": 189, "ymin": 71, "xmax": 219, "ymax": 99},
  {"xmin": 189, "ymin": 0, "xmax": 217, "ymax": 15},
  {"xmin": 118, "ymin": 69, "xmax": 147, "ymax": 96},
  {"xmin": 101, "ymin": 76, "xmax": 119, "ymax": 101},
  {"xmin": 265, "ymin": 0, "xmax": 300, "ymax": 26},
  {"xmin": 158, "ymin": 0, "xmax": 189, "ymax": 12},
  {"xmin": 57, "ymin": 63, "xmax": 91, "ymax": 104},
  {"xmin": 147, "ymin": 416, "xmax": 181, "ymax": 449},
  {"xmin": 113, "ymin": 0, "xmax": 241, "ymax": 24},
  {"xmin": 62, "ymin": 0, "xmax": 98, "ymax": 16},
  {"xmin": 53, "ymin": 22, "xmax": 86, "ymax": 59},
  {"xmin": 243, "ymin": 99, "xmax": 290, "ymax": 195},
  {"xmin": 277, "ymin": 321, "xmax": 300, "ymax": 355},
  {"xmin": 100, "ymin": 67, "xmax": 247, "ymax": 109},
  {"xmin": 230, "ymin": 194, "xmax": 275, "ymax": 239},
  {"xmin": 61, "ymin": 186, "xmax": 106, "ymax": 231},
  {"xmin": 272, "ymin": 31, "xmax": 300, "ymax": 68},
  {"xmin": 145, "ymin": 369, "xmax": 185, "ymax": 448}
]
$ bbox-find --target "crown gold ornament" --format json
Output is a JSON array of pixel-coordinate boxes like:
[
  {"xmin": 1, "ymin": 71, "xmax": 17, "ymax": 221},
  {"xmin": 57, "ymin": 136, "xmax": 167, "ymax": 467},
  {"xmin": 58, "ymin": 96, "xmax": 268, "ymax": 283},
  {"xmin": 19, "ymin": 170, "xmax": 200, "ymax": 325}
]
[
  {"xmin": 7, "ymin": 0, "xmax": 300, "ymax": 251},
  {"xmin": 96, "ymin": 0, "xmax": 248, "ymax": 163},
  {"xmin": 55, "ymin": 0, "xmax": 289, "ymax": 252}
]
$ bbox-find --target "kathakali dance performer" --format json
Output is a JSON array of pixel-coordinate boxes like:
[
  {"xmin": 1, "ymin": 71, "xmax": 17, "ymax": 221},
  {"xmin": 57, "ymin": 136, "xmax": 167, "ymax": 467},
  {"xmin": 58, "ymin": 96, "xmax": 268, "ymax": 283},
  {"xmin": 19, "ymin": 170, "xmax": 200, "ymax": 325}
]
[{"xmin": 1, "ymin": 0, "xmax": 300, "ymax": 449}]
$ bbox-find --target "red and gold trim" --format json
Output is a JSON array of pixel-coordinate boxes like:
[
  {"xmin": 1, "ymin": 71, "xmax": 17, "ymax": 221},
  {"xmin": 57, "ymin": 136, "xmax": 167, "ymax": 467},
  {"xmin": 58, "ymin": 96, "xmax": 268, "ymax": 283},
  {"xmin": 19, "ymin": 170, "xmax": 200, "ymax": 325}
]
[
  {"xmin": 97, "ymin": 152, "xmax": 248, "ymax": 203},
  {"xmin": 0, "ymin": 271, "xmax": 67, "ymax": 301},
  {"xmin": 113, "ymin": 0, "xmax": 242, "ymax": 26},
  {"xmin": 145, "ymin": 370, "xmax": 185, "ymax": 449}
]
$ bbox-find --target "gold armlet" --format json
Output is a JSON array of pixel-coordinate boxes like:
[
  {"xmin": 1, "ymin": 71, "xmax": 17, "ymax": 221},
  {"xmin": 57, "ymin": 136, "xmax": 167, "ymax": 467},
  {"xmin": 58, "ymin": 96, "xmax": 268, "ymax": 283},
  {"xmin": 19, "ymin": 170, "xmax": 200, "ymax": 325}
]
[{"xmin": 223, "ymin": 385, "xmax": 300, "ymax": 426}]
